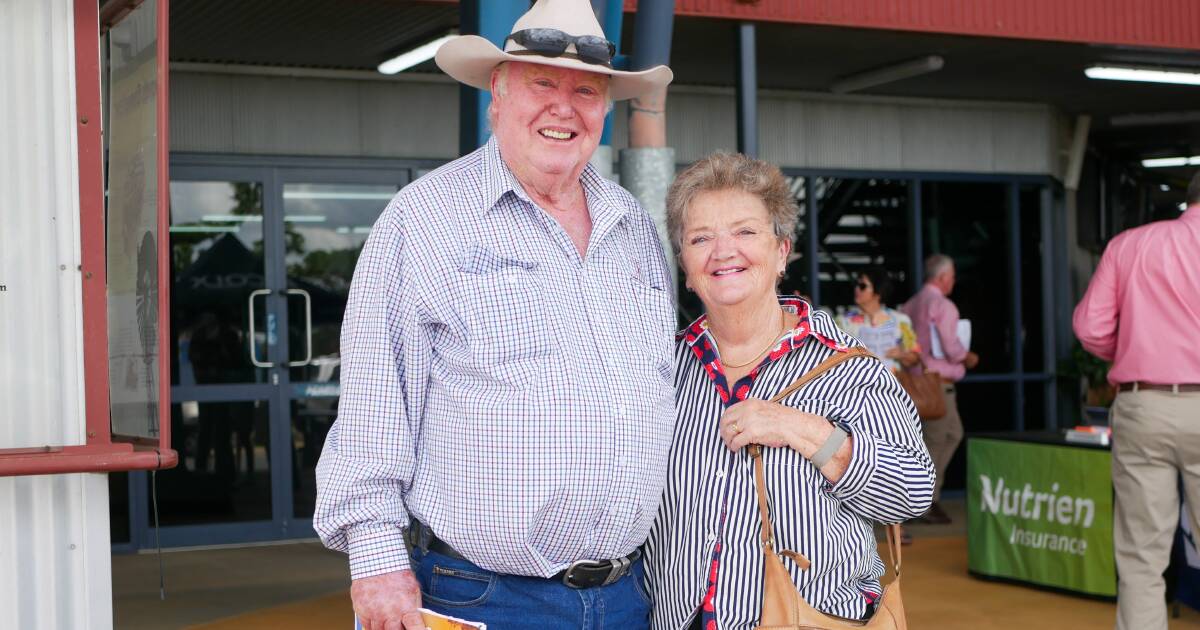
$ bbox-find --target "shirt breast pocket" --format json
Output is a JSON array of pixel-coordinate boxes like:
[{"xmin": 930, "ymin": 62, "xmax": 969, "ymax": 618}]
[
  {"xmin": 453, "ymin": 246, "xmax": 556, "ymax": 386},
  {"xmin": 627, "ymin": 274, "xmax": 675, "ymax": 384}
]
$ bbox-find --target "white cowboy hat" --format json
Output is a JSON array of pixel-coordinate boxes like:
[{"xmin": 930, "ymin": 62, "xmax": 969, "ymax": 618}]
[{"xmin": 435, "ymin": 0, "xmax": 672, "ymax": 101}]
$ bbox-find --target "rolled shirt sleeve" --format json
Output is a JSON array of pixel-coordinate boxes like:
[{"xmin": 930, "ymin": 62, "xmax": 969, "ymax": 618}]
[
  {"xmin": 808, "ymin": 361, "xmax": 936, "ymax": 523},
  {"xmin": 314, "ymin": 205, "xmax": 421, "ymax": 579},
  {"xmin": 1072, "ymin": 241, "xmax": 1122, "ymax": 362}
]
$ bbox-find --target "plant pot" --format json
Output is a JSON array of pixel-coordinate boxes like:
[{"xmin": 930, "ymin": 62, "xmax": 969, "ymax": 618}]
[{"xmin": 1085, "ymin": 383, "xmax": 1116, "ymax": 407}]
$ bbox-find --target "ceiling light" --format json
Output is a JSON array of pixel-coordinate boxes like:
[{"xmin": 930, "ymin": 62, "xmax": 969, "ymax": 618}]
[
  {"xmin": 378, "ymin": 33, "xmax": 457, "ymax": 75},
  {"xmin": 831, "ymin": 55, "xmax": 944, "ymax": 94},
  {"xmin": 1085, "ymin": 65, "xmax": 1200, "ymax": 86},
  {"xmin": 1141, "ymin": 155, "xmax": 1200, "ymax": 168},
  {"xmin": 283, "ymin": 191, "xmax": 396, "ymax": 200},
  {"xmin": 202, "ymin": 214, "xmax": 263, "ymax": 222}
]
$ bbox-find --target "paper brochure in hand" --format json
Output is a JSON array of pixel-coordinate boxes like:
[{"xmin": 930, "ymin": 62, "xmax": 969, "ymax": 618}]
[
  {"xmin": 929, "ymin": 319, "xmax": 971, "ymax": 359},
  {"xmin": 355, "ymin": 610, "xmax": 487, "ymax": 630}
]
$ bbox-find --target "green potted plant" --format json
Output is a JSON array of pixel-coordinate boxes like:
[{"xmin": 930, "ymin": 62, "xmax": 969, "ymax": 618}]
[{"xmin": 1057, "ymin": 342, "xmax": 1114, "ymax": 422}]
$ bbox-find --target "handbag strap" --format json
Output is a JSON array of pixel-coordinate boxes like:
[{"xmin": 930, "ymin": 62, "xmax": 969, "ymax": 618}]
[{"xmin": 747, "ymin": 346, "xmax": 903, "ymax": 577}]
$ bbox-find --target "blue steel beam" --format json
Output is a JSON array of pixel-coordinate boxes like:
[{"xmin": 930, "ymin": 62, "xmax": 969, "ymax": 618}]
[
  {"xmin": 597, "ymin": 0, "xmax": 624, "ymax": 145},
  {"xmin": 458, "ymin": 0, "xmax": 527, "ymax": 155}
]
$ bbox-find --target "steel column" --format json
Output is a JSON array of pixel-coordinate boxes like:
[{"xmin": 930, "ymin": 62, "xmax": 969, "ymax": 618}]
[
  {"xmin": 1008, "ymin": 182, "xmax": 1024, "ymax": 431},
  {"xmin": 806, "ymin": 177, "xmax": 820, "ymax": 305},
  {"xmin": 736, "ymin": 22, "xmax": 757, "ymax": 157},
  {"xmin": 1039, "ymin": 185, "xmax": 1058, "ymax": 430},
  {"xmin": 907, "ymin": 178, "xmax": 923, "ymax": 292},
  {"xmin": 457, "ymin": 0, "xmax": 527, "ymax": 155}
]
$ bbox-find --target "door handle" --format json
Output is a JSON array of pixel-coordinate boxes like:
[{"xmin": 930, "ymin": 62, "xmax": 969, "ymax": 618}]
[
  {"xmin": 286, "ymin": 288, "xmax": 313, "ymax": 367},
  {"xmin": 247, "ymin": 289, "xmax": 274, "ymax": 368}
]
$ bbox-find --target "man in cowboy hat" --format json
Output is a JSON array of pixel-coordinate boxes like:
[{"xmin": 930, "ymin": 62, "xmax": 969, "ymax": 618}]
[{"xmin": 313, "ymin": 1, "xmax": 675, "ymax": 628}]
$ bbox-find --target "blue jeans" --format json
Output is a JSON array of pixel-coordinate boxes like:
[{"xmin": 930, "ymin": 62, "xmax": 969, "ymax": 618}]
[{"xmin": 411, "ymin": 547, "xmax": 652, "ymax": 630}]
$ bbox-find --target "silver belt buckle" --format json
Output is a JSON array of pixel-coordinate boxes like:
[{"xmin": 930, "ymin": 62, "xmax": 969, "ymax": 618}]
[
  {"xmin": 602, "ymin": 554, "xmax": 632, "ymax": 586},
  {"xmin": 560, "ymin": 556, "xmax": 632, "ymax": 588}
]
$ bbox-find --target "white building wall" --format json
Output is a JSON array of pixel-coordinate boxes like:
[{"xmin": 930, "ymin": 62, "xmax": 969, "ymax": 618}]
[
  {"xmin": 169, "ymin": 67, "xmax": 1063, "ymax": 179},
  {"xmin": 0, "ymin": 1, "xmax": 113, "ymax": 628}
]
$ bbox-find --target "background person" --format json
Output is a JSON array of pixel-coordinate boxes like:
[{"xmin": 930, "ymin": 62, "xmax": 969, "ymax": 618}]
[
  {"xmin": 900, "ymin": 254, "xmax": 979, "ymax": 524},
  {"xmin": 1073, "ymin": 171, "xmax": 1200, "ymax": 630},
  {"xmin": 836, "ymin": 267, "xmax": 921, "ymax": 372}
]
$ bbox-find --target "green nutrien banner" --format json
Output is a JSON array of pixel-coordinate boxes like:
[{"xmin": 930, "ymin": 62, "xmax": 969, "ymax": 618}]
[{"xmin": 967, "ymin": 438, "xmax": 1115, "ymax": 597}]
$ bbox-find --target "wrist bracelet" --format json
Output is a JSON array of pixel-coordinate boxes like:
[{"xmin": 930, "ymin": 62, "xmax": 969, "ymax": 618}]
[{"xmin": 810, "ymin": 425, "xmax": 849, "ymax": 469}]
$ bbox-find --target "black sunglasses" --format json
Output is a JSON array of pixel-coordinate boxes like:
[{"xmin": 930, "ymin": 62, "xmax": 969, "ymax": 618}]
[
  {"xmin": 856, "ymin": 281, "xmax": 871, "ymax": 291},
  {"xmin": 505, "ymin": 28, "xmax": 616, "ymax": 67}
]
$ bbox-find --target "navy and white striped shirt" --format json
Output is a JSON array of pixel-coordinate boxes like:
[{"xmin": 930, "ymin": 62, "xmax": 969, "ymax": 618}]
[
  {"xmin": 314, "ymin": 137, "xmax": 677, "ymax": 580},
  {"xmin": 643, "ymin": 297, "xmax": 934, "ymax": 629}
]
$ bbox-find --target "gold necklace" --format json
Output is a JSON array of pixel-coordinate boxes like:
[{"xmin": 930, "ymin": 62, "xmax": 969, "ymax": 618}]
[{"xmin": 718, "ymin": 308, "xmax": 790, "ymax": 369}]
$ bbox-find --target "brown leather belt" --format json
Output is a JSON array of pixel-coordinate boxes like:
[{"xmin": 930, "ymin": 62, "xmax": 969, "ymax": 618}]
[
  {"xmin": 1118, "ymin": 382, "xmax": 1200, "ymax": 393},
  {"xmin": 406, "ymin": 520, "xmax": 639, "ymax": 589}
]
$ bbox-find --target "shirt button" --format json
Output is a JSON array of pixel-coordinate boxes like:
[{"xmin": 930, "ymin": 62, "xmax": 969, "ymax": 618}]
[
  {"xmin": 715, "ymin": 470, "xmax": 725, "ymax": 478},
  {"xmin": 707, "ymin": 532, "xmax": 716, "ymax": 542}
]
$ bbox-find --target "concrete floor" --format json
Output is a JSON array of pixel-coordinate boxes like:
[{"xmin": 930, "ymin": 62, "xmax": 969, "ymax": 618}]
[
  {"xmin": 112, "ymin": 540, "xmax": 348, "ymax": 629},
  {"xmin": 110, "ymin": 498, "xmax": 1200, "ymax": 629}
]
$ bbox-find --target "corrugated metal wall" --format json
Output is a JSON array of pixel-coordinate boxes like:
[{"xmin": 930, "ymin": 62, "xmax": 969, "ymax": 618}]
[
  {"xmin": 170, "ymin": 71, "xmax": 461, "ymax": 158},
  {"xmin": 650, "ymin": 0, "xmax": 1200, "ymax": 51},
  {"xmin": 612, "ymin": 87, "xmax": 1059, "ymax": 175},
  {"xmin": 0, "ymin": 1, "xmax": 113, "ymax": 628},
  {"xmin": 171, "ymin": 70, "xmax": 1061, "ymax": 177},
  {"xmin": 1, "ymin": 0, "xmax": 87, "ymax": 450}
]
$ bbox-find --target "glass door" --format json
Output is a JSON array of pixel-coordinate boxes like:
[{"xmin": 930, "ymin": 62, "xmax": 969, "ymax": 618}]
[
  {"xmin": 127, "ymin": 162, "xmax": 407, "ymax": 548},
  {"xmin": 148, "ymin": 168, "xmax": 283, "ymax": 545},
  {"xmin": 274, "ymin": 172, "xmax": 407, "ymax": 531}
]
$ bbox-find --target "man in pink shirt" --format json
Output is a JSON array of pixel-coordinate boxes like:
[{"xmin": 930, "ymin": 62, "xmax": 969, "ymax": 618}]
[
  {"xmin": 1073, "ymin": 172, "xmax": 1200, "ymax": 630},
  {"xmin": 901, "ymin": 254, "xmax": 980, "ymax": 524}
]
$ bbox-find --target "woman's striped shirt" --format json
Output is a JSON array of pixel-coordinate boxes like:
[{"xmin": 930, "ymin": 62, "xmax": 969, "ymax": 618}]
[{"xmin": 642, "ymin": 297, "xmax": 935, "ymax": 630}]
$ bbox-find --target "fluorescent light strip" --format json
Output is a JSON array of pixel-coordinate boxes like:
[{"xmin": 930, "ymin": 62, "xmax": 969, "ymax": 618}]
[
  {"xmin": 1141, "ymin": 155, "xmax": 1200, "ymax": 168},
  {"xmin": 201, "ymin": 214, "xmax": 263, "ymax": 222},
  {"xmin": 378, "ymin": 34, "xmax": 457, "ymax": 75},
  {"xmin": 169, "ymin": 226, "xmax": 239, "ymax": 233},
  {"xmin": 1085, "ymin": 66, "xmax": 1200, "ymax": 86},
  {"xmin": 282, "ymin": 191, "xmax": 396, "ymax": 200},
  {"xmin": 283, "ymin": 215, "xmax": 327, "ymax": 223}
]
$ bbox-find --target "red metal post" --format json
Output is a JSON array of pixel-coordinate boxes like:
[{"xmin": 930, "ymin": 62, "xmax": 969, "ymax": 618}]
[{"xmin": 157, "ymin": 0, "xmax": 172, "ymax": 456}]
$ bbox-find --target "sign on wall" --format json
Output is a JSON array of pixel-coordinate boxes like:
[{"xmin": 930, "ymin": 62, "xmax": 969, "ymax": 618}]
[
  {"xmin": 106, "ymin": 0, "xmax": 162, "ymax": 440},
  {"xmin": 967, "ymin": 438, "xmax": 1116, "ymax": 597}
]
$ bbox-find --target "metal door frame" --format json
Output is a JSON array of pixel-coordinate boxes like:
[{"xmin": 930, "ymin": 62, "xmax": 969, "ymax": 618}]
[{"xmin": 124, "ymin": 154, "xmax": 431, "ymax": 550}]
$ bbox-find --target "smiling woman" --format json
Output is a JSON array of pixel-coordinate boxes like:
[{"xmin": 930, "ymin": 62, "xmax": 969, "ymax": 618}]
[{"xmin": 645, "ymin": 151, "xmax": 934, "ymax": 630}]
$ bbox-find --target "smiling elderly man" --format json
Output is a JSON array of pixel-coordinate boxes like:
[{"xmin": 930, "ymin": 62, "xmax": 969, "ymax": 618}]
[{"xmin": 312, "ymin": 1, "xmax": 676, "ymax": 629}]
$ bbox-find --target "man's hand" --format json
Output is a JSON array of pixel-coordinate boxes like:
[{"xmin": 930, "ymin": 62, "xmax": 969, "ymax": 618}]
[
  {"xmin": 963, "ymin": 351, "xmax": 980, "ymax": 370},
  {"xmin": 352, "ymin": 569, "xmax": 426, "ymax": 630}
]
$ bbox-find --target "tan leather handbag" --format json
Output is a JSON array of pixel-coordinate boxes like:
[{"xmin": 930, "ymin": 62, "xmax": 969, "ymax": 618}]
[
  {"xmin": 752, "ymin": 348, "xmax": 907, "ymax": 630},
  {"xmin": 894, "ymin": 360, "xmax": 946, "ymax": 421}
]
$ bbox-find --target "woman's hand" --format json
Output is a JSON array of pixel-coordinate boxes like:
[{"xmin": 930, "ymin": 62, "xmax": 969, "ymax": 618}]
[
  {"xmin": 720, "ymin": 399, "xmax": 853, "ymax": 483},
  {"xmin": 720, "ymin": 399, "xmax": 825, "ymax": 453}
]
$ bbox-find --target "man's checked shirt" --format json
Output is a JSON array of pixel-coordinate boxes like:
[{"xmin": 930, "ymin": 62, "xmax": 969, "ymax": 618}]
[{"xmin": 314, "ymin": 137, "xmax": 677, "ymax": 580}]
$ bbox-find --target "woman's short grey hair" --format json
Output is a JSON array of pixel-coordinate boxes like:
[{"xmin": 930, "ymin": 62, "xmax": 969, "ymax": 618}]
[{"xmin": 665, "ymin": 152, "xmax": 798, "ymax": 255}]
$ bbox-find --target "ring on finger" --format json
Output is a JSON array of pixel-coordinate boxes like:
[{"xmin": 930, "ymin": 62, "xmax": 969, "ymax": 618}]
[{"xmin": 731, "ymin": 422, "xmax": 741, "ymax": 434}]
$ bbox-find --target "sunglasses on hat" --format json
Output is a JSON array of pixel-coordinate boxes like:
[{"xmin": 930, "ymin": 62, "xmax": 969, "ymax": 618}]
[{"xmin": 505, "ymin": 28, "xmax": 616, "ymax": 67}]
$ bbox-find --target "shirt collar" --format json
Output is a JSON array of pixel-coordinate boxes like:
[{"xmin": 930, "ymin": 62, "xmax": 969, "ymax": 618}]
[
  {"xmin": 679, "ymin": 296, "xmax": 849, "ymax": 353},
  {"xmin": 479, "ymin": 136, "xmax": 629, "ymax": 225}
]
